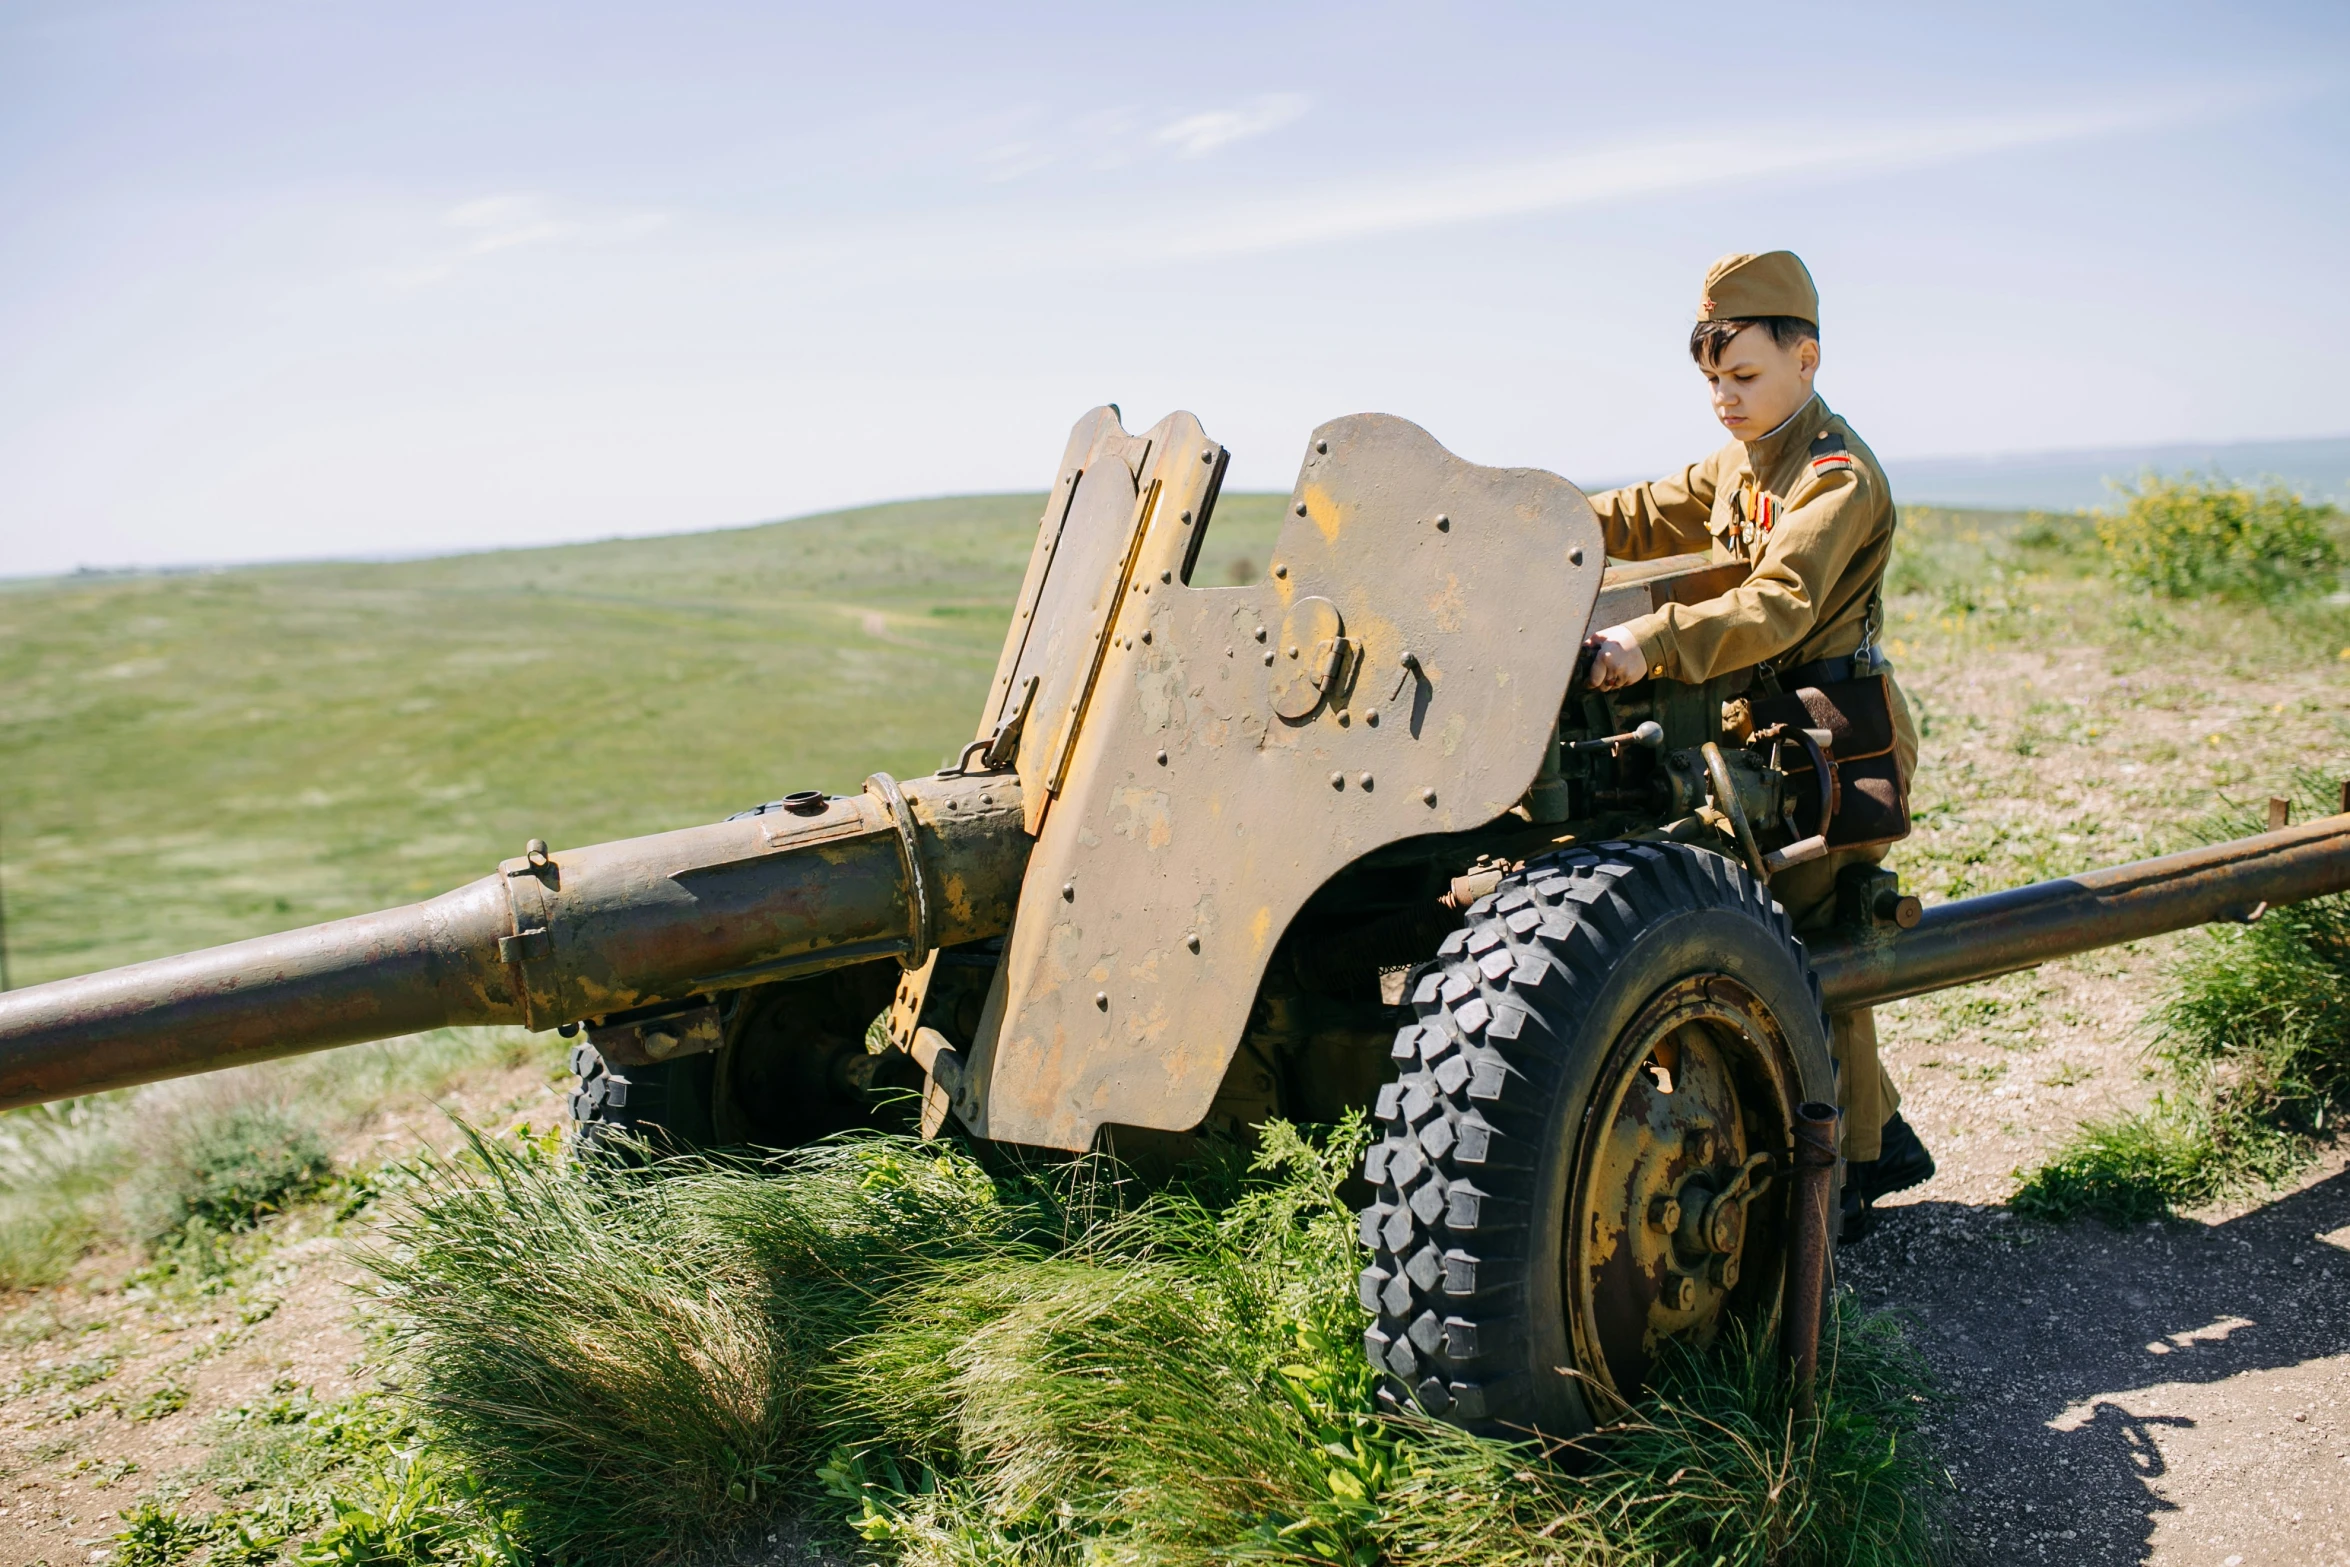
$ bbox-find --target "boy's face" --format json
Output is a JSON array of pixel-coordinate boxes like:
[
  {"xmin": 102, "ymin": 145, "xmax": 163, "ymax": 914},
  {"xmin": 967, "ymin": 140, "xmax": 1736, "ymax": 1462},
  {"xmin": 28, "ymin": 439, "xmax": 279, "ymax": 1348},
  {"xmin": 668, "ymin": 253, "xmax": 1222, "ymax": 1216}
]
[{"xmin": 1701, "ymin": 326, "xmax": 1819, "ymax": 441}]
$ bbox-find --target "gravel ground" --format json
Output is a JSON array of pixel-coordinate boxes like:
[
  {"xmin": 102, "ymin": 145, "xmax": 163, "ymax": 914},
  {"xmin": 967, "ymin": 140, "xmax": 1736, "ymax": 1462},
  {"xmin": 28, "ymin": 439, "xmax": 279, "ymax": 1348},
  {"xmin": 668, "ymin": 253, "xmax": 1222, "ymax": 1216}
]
[{"xmin": 1843, "ymin": 1147, "xmax": 2350, "ymax": 1566}]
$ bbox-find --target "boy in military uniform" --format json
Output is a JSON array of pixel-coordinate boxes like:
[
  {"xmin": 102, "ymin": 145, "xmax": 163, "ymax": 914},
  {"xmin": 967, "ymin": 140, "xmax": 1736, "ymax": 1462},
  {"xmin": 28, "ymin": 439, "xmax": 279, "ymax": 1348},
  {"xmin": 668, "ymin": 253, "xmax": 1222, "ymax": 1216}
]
[{"xmin": 1579, "ymin": 250, "xmax": 1933, "ymax": 1237}]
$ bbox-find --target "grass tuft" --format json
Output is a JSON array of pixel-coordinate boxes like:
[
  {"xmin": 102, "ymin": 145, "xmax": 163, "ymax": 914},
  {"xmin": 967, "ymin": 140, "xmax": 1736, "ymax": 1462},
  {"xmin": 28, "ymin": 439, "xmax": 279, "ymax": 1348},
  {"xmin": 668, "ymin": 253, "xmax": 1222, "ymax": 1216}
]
[
  {"xmin": 361, "ymin": 1124, "xmax": 1022, "ymax": 1562},
  {"xmin": 0, "ymin": 1095, "xmax": 130, "ymax": 1288},
  {"xmin": 2011, "ymin": 1093, "xmax": 2298, "ymax": 1225},
  {"xmin": 2016, "ymin": 776, "xmax": 2350, "ymax": 1222},
  {"xmin": 362, "ymin": 1119, "xmax": 1949, "ymax": 1566}
]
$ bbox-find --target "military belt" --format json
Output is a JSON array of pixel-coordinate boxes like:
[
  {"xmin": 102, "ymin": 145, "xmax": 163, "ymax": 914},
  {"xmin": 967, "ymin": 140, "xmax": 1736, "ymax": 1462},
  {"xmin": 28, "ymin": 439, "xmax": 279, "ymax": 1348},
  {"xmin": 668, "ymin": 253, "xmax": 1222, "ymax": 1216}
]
[
  {"xmin": 1767, "ymin": 657, "xmax": 1861, "ymax": 690},
  {"xmin": 1772, "ymin": 650, "xmax": 1884, "ymax": 689}
]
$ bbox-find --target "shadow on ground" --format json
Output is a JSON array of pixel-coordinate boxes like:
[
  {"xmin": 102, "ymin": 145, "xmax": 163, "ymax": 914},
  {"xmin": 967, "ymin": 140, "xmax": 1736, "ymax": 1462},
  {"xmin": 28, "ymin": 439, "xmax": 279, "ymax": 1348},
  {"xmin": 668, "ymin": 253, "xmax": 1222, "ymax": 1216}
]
[{"xmin": 1840, "ymin": 1166, "xmax": 2350, "ymax": 1563}]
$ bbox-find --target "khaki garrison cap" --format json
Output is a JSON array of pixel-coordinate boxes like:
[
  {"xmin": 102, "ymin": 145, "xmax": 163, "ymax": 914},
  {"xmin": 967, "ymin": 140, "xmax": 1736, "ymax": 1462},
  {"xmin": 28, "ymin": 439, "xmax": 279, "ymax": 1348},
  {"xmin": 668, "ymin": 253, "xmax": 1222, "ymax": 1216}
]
[{"xmin": 1697, "ymin": 251, "xmax": 1819, "ymax": 327}]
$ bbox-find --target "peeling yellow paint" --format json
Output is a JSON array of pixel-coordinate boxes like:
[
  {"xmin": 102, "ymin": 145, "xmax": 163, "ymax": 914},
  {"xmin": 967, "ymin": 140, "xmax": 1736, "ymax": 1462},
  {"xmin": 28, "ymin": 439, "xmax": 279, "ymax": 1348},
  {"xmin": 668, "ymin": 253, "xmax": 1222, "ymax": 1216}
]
[
  {"xmin": 1428, "ymin": 572, "xmax": 1466, "ymax": 633},
  {"xmin": 1108, "ymin": 785, "xmax": 1174, "ymax": 850},
  {"xmin": 1301, "ymin": 482, "xmax": 1345, "ymax": 544}
]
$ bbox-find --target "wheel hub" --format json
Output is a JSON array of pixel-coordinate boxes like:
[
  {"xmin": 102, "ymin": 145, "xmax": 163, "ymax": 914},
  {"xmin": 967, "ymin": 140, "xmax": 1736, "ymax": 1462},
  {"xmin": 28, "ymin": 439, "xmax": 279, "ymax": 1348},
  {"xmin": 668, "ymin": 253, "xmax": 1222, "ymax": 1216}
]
[{"xmin": 1567, "ymin": 975, "xmax": 1794, "ymax": 1406}]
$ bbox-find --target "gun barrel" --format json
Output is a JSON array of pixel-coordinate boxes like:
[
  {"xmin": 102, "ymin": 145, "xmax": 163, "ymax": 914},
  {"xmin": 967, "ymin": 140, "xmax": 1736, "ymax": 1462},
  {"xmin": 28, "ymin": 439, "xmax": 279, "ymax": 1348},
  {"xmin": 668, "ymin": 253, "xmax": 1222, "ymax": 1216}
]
[
  {"xmin": 0, "ymin": 879, "xmax": 520, "ymax": 1110},
  {"xmin": 1811, "ymin": 813, "xmax": 2350, "ymax": 1012},
  {"xmin": 0, "ymin": 773, "xmax": 1028, "ymax": 1112}
]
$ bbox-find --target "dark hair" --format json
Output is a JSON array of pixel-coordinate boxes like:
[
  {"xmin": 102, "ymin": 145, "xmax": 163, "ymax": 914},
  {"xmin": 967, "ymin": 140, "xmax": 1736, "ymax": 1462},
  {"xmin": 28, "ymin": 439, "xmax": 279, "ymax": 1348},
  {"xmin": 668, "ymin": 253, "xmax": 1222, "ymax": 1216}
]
[{"xmin": 1688, "ymin": 315, "xmax": 1818, "ymax": 367}]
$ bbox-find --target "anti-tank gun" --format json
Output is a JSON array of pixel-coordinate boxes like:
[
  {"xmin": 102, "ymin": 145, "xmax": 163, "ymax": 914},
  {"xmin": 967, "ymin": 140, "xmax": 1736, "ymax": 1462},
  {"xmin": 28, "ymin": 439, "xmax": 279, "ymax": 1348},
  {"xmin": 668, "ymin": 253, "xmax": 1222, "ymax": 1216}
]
[{"xmin": 6, "ymin": 406, "xmax": 2349, "ymax": 1438}]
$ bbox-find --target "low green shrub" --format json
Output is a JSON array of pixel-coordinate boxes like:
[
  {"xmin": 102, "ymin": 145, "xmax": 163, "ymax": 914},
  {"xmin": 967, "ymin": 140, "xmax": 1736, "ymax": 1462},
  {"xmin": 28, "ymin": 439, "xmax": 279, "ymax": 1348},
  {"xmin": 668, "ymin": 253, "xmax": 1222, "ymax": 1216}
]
[
  {"xmin": 2096, "ymin": 473, "xmax": 2340, "ymax": 602},
  {"xmin": 302, "ymin": 1448, "xmax": 522, "ymax": 1567},
  {"xmin": 131, "ymin": 1099, "xmax": 334, "ymax": 1244},
  {"xmin": 111, "ymin": 1384, "xmax": 520, "ymax": 1567},
  {"xmin": 2012, "ymin": 510, "xmax": 2097, "ymax": 559},
  {"xmin": 113, "ymin": 1498, "xmax": 222, "ymax": 1567}
]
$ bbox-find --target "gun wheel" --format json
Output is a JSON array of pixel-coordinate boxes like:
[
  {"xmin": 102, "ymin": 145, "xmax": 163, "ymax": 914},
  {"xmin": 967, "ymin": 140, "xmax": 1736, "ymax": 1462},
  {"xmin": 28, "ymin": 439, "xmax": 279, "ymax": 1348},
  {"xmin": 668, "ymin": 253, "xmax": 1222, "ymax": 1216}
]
[
  {"xmin": 1356, "ymin": 841, "xmax": 1832, "ymax": 1438},
  {"xmin": 566, "ymin": 960, "xmax": 922, "ymax": 1151}
]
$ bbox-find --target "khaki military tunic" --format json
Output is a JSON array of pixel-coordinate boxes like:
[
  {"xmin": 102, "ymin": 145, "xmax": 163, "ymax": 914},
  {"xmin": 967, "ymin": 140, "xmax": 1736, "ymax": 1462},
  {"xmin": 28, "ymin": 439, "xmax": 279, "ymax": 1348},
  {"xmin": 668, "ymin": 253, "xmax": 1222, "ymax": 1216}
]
[
  {"xmin": 1585, "ymin": 393, "xmax": 1916, "ymax": 1160},
  {"xmin": 1588, "ymin": 395, "xmax": 1893, "ymax": 681}
]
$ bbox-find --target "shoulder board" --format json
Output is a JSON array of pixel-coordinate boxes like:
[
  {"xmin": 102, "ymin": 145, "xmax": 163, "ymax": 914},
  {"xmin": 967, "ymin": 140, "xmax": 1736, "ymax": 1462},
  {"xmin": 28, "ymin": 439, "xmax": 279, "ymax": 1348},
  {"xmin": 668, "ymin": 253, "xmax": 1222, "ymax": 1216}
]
[{"xmin": 1807, "ymin": 428, "xmax": 1855, "ymax": 475}]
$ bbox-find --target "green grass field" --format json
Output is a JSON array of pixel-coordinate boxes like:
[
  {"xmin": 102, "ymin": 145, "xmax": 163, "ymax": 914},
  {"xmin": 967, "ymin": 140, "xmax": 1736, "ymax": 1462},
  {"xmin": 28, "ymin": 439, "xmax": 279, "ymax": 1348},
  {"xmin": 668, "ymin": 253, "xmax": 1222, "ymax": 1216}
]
[{"xmin": 0, "ymin": 494, "xmax": 1287, "ymax": 987}]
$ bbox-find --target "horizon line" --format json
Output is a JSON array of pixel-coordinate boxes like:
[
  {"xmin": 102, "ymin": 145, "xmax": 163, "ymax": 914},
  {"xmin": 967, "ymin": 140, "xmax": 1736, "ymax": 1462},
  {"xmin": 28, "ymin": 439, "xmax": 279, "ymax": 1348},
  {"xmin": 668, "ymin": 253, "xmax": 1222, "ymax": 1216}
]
[{"xmin": 9, "ymin": 429, "xmax": 2345, "ymax": 586}]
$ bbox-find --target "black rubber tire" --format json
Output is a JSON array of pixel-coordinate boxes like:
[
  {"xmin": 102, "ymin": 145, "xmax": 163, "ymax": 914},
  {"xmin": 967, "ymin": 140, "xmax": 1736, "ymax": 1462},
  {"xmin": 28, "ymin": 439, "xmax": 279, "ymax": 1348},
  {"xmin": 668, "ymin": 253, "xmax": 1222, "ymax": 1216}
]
[
  {"xmin": 1355, "ymin": 840, "xmax": 1831, "ymax": 1438},
  {"xmin": 564, "ymin": 961, "xmax": 918, "ymax": 1151},
  {"xmin": 568, "ymin": 1043, "xmax": 718, "ymax": 1149}
]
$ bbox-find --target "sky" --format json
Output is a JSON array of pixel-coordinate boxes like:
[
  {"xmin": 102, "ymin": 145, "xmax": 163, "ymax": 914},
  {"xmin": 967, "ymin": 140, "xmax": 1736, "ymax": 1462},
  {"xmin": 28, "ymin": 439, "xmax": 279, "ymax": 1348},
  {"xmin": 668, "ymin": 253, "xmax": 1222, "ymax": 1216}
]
[{"xmin": 2, "ymin": 1, "xmax": 2345, "ymax": 576}]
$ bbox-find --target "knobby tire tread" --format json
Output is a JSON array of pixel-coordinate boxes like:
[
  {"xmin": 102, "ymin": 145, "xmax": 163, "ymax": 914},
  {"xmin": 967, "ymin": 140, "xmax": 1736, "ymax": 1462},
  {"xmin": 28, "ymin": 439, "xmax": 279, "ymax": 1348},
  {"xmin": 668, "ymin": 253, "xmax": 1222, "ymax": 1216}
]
[{"xmin": 1355, "ymin": 840, "xmax": 1820, "ymax": 1431}]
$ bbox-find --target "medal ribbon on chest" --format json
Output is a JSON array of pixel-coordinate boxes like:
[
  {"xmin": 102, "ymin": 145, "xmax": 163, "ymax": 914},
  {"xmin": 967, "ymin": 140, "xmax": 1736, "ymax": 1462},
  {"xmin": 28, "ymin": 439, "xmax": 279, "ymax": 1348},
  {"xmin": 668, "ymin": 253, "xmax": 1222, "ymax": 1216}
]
[{"xmin": 1737, "ymin": 477, "xmax": 1776, "ymax": 554}]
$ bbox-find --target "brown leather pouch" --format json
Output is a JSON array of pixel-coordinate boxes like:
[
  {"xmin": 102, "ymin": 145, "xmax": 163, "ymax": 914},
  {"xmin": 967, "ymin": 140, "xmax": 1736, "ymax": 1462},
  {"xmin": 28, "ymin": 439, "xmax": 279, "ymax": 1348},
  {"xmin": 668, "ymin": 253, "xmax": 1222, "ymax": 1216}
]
[{"xmin": 1745, "ymin": 673, "xmax": 1909, "ymax": 851}]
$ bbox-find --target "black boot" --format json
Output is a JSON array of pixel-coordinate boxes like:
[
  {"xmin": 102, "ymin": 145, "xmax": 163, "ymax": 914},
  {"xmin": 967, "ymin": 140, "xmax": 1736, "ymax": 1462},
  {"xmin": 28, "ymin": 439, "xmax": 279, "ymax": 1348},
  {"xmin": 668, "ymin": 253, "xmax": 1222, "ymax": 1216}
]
[
  {"xmin": 1850, "ymin": 1113, "xmax": 1936, "ymax": 1204},
  {"xmin": 1837, "ymin": 1114, "xmax": 1935, "ymax": 1246}
]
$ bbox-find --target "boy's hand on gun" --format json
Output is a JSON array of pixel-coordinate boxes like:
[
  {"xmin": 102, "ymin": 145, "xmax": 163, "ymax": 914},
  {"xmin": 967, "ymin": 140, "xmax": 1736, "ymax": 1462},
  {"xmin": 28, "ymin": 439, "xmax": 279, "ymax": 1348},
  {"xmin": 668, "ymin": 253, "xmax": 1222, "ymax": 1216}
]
[{"xmin": 1581, "ymin": 625, "xmax": 1648, "ymax": 691}]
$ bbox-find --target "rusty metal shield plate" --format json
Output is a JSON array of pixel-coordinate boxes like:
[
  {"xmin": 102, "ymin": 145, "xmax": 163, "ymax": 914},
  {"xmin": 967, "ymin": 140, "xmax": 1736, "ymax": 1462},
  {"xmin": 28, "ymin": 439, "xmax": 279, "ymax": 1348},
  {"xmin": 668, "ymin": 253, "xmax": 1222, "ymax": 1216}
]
[
  {"xmin": 963, "ymin": 409, "xmax": 1604, "ymax": 1150},
  {"xmin": 976, "ymin": 408, "xmax": 1217, "ymax": 834}
]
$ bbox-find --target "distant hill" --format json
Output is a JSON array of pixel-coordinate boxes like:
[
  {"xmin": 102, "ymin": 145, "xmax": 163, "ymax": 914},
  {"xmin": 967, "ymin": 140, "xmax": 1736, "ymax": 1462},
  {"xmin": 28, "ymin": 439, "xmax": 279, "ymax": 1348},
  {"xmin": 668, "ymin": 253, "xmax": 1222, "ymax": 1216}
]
[
  {"xmin": 0, "ymin": 491, "xmax": 1290, "ymax": 985},
  {"xmin": 1878, "ymin": 435, "xmax": 2350, "ymax": 512}
]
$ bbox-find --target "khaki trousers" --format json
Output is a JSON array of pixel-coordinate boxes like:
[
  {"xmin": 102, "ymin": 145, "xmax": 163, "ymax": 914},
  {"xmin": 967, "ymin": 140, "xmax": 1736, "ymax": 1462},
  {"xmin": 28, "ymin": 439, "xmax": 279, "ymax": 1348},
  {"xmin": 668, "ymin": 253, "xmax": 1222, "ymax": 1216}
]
[{"xmin": 1760, "ymin": 674, "xmax": 1919, "ymax": 1164}]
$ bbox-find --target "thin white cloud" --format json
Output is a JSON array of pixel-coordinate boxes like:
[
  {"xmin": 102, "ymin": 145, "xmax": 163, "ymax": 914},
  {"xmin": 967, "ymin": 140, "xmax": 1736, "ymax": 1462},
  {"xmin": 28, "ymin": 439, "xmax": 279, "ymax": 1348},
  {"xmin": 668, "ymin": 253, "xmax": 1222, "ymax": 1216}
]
[
  {"xmin": 1152, "ymin": 93, "xmax": 1310, "ymax": 158},
  {"xmin": 444, "ymin": 194, "xmax": 580, "ymax": 254},
  {"xmin": 442, "ymin": 193, "xmax": 665, "ymax": 254},
  {"xmin": 1149, "ymin": 101, "xmax": 2194, "ymax": 262},
  {"xmin": 759, "ymin": 96, "xmax": 2228, "ymax": 287},
  {"xmin": 977, "ymin": 142, "xmax": 1058, "ymax": 184},
  {"xmin": 381, "ymin": 195, "xmax": 667, "ymax": 287}
]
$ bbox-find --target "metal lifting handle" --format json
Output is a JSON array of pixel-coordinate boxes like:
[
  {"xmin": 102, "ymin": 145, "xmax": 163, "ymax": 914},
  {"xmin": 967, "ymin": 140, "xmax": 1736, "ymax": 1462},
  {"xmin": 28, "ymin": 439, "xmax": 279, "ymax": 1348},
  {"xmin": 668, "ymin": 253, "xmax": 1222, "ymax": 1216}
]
[
  {"xmin": 865, "ymin": 772, "xmax": 935, "ymax": 971},
  {"xmin": 1701, "ymin": 742, "xmax": 1771, "ymax": 883}
]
